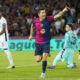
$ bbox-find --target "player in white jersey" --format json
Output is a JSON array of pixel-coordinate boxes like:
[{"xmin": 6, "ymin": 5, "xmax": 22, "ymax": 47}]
[{"xmin": 0, "ymin": 10, "xmax": 15, "ymax": 68}]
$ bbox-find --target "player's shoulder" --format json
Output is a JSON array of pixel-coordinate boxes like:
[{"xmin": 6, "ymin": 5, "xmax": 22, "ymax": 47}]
[
  {"xmin": 72, "ymin": 31, "xmax": 77, "ymax": 36},
  {"xmin": 73, "ymin": 32, "xmax": 78, "ymax": 38},
  {"xmin": 1, "ymin": 17, "xmax": 7, "ymax": 22},
  {"xmin": 47, "ymin": 16, "xmax": 53, "ymax": 18},
  {"xmin": 33, "ymin": 18, "xmax": 39, "ymax": 26},
  {"xmin": 68, "ymin": 31, "xmax": 74, "ymax": 35},
  {"xmin": 33, "ymin": 17, "xmax": 39, "ymax": 22},
  {"xmin": 46, "ymin": 16, "xmax": 54, "ymax": 22},
  {"xmin": 65, "ymin": 32, "xmax": 69, "ymax": 36},
  {"xmin": 70, "ymin": 31, "xmax": 78, "ymax": 38}
]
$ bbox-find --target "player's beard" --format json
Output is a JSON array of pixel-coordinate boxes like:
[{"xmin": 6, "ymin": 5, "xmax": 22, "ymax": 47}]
[{"xmin": 42, "ymin": 15, "xmax": 46, "ymax": 20}]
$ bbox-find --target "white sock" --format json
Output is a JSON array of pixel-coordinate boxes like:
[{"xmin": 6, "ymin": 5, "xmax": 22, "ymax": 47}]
[{"xmin": 4, "ymin": 50, "xmax": 14, "ymax": 66}]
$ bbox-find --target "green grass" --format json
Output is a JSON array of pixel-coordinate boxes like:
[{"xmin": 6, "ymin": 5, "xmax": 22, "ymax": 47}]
[{"xmin": 0, "ymin": 51, "xmax": 80, "ymax": 80}]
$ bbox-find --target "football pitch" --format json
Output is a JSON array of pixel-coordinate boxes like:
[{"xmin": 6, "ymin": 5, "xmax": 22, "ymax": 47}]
[{"xmin": 0, "ymin": 51, "xmax": 80, "ymax": 80}]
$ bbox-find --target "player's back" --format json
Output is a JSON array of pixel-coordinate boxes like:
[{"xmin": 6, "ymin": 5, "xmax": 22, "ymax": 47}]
[{"xmin": 64, "ymin": 31, "xmax": 79, "ymax": 49}]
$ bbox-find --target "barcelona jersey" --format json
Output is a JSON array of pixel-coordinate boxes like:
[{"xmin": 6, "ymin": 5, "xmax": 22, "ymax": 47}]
[{"xmin": 33, "ymin": 16, "xmax": 54, "ymax": 44}]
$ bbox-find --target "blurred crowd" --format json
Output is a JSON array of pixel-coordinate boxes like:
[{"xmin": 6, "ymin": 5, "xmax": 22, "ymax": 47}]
[{"xmin": 0, "ymin": 0, "xmax": 80, "ymax": 37}]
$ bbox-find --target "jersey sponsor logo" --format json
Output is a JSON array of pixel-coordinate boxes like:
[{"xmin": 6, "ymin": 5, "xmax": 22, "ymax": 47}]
[
  {"xmin": 40, "ymin": 29, "xmax": 45, "ymax": 34},
  {"xmin": 35, "ymin": 22, "xmax": 39, "ymax": 25},
  {"xmin": 40, "ymin": 24, "xmax": 43, "ymax": 27}
]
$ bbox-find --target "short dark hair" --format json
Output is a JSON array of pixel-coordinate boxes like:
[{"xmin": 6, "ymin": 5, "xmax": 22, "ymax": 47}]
[
  {"xmin": 37, "ymin": 6, "xmax": 45, "ymax": 14},
  {"xmin": 66, "ymin": 23, "xmax": 73, "ymax": 30}
]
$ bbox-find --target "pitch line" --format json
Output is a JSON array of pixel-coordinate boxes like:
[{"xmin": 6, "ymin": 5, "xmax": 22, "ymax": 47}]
[{"xmin": 0, "ymin": 63, "xmax": 41, "ymax": 69}]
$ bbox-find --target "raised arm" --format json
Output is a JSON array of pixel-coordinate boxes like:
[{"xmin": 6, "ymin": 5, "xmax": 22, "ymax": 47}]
[{"xmin": 54, "ymin": 6, "xmax": 70, "ymax": 20}]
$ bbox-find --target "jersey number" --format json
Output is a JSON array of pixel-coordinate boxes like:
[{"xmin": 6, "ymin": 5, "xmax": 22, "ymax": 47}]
[{"xmin": 70, "ymin": 36, "xmax": 76, "ymax": 45}]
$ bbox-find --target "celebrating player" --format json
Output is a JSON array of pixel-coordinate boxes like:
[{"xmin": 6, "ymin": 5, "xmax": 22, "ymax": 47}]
[
  {"xmin": 0, "ymin": 10, "xmax": 15, "ymax": 68},
  {"xmin": 47, "ymin": 24, "xmax": 80, "ymax": 69},
  {"xmin": 29, "ymin": 6, "xmax": 69, "ymax": 78}
]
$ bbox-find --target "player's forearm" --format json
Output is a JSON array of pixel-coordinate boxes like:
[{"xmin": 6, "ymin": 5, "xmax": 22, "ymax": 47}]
[
  {"xmin": 54, "ymin": 11, "xmax": 64, "ymax": 20},
  {"xmin": 61, "ymin": 48, "xmax": 65, "ymax": 58},
  {"xmin": 0, "ymin": 27, "xmax": 5, "ymax": 35},
  {"xmin": 54, "ymin": 7, "xmax": 68, "ymax": 20},
  {"xmin": 30, "ymin": 24, "xmax": 33, "ymax": 37},
  {"xmin": 0, "ymin": 31, "xmax": 5, "ymax": 35}
]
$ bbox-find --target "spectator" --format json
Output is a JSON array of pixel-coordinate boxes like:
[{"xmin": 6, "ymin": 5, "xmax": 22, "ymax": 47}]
[
  {"xmin": 0, "ymin": 0, "xmax": 79, "ymax": 37},
  {"xmin": 54, "ymin": 19, "xmax": 63, "ymax": 35}
]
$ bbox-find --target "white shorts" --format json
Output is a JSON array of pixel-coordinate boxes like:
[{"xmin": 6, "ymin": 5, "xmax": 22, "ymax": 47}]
[{"xmin": 0, "ymin": 41, "xmax": 8, "ymax": 49}]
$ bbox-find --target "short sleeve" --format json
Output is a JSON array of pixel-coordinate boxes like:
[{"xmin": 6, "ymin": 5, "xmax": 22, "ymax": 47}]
[
  {"xmin": 2, "ymin": 19, "xmax": 7, "ymax": 27},
  {"xmin": 47, "ymin": 16, "xmax": 54, "ymax": 22},
  {"xmin": 2, "ymin": 23, "xmax": 6, "ymax": 26}
]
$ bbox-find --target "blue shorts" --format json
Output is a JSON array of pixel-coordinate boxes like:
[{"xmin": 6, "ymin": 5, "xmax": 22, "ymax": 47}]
[{"xmin": 35, "ymin": 43, "xmax": 50, "ymax": 56}]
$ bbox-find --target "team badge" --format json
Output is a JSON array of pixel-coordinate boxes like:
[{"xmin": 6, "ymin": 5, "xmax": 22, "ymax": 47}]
[
  {"xmin": 36, "ymin": 23, "xmax": 39, "ymax": 25},
  {"xmin": 40, "ymin": 29, "xmax": 45, "ymax": 34},
  {"xmin": 40, "ymin": 24, "xmax": 43, "ymax": 27}
]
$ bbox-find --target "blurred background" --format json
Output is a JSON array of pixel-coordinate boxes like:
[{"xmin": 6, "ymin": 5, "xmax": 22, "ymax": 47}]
[{"xmin": 0, "ymin": 0, "xmax": 80, "ymax": 37}]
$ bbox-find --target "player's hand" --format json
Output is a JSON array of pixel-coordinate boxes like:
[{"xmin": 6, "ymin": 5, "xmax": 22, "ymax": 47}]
[
  {"xmin": 65, "ymin": 6, "xmax": 70, "ymax": 11},
  {"xmin": 29, "ymin": 35, "xmax": 32, "ymax": 42},
  {"xmin": 61, "ymin": 50, "xmax": 64, "ymax": 58},
  {"xmin": 63, "ymin": 6, "xmax": 70, "ymax": 12}
]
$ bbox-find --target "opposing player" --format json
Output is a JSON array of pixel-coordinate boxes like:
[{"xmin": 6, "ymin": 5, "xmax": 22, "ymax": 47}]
[
  {"xmin": 0, "ymin": 10, "xmax": 15, "ymax": 68},
  {"xmin": 47, "ymin": 24, "xmax": 80, "ymax": 69},
  {"xmin": 29, "ymin": 6, "xmax": 69, "ymax": 78}
]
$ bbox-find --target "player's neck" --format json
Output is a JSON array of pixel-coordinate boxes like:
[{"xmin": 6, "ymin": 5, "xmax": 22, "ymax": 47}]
[
  {"xmin": 68, "ymin": 30, "xmax": 72, "ymax": 32},
  {"xmin": 39, "ymin": 18, "xmax": 43, "ymax": 21},
  {"xmin": 39, "ymin": 18, "xmax": 44, "ymax": 21}
]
